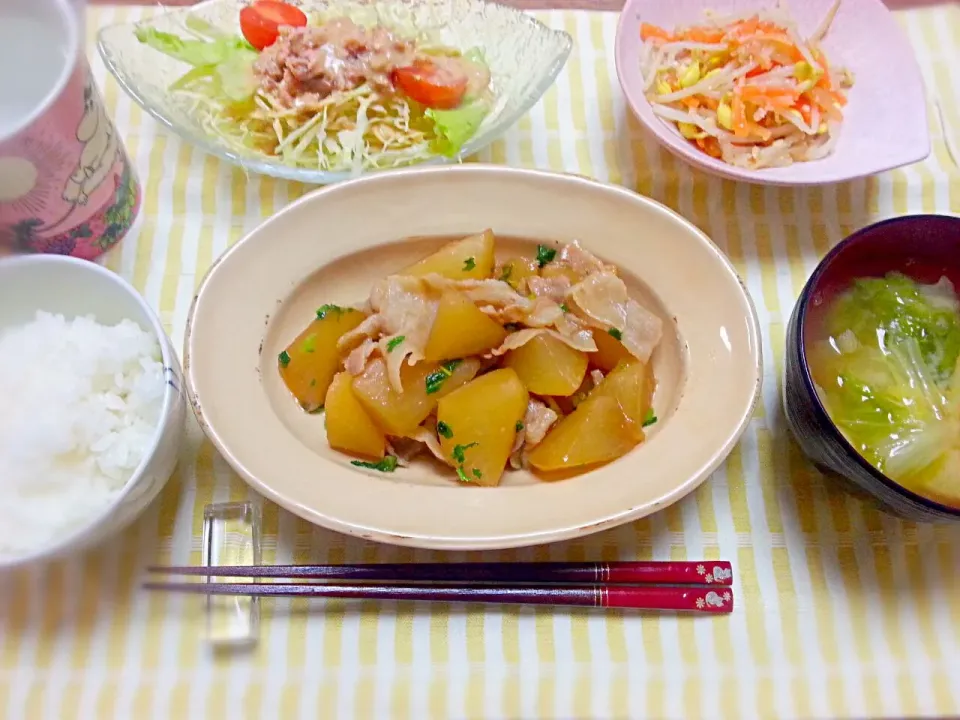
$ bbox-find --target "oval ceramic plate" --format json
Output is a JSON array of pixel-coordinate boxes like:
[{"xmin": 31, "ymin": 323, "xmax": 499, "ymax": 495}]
[
  {"xmin": 615, "ymin": 0, "xmax": 930, "ymax": 185},
  {"xmin": 185, "ymin": 165, "xmax": 762, "ymax": 549}
]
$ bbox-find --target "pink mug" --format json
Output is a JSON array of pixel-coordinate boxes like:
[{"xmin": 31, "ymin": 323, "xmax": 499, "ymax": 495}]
[{"xmin": 0, "ymin": 0, "xmax": 141, "ymax": 261}]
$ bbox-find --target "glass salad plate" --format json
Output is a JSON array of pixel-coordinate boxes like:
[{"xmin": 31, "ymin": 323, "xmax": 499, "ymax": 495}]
[{"xmin": 98, "ymin": 0, "xmax": 572, "ymax": 184}]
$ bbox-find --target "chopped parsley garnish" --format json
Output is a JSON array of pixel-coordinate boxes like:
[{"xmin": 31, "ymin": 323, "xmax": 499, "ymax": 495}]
[
  {"xmin": 302, "ymin": 334, "xmax": 317, "ymax": 353},
  {"xmin": 386, "ymin": 336, "xmax": 405, "ymax": 352},
  {"xmin": 452, "ymin": 442, "xmax": 478, "ymax": 464},
  {"xmin": 560, "ymin": 303, "xmax": 569, "ymax": 313},
  {"xmin": 608, "ymin": 328, "xmax": 623, "ymax": 341},
  {"xmin": 425, "ymin": 359, "xmax": 463, "ymax": 395},
  {"xmin": 316, "ymin": 304, "xmax": 347, "ymax": 320},
  {"xmin": 504, "ymin": 322, "xmax": 522, "ymax": 332},
  {"xmin": 642, "ymin": 409, "xmax": 658, "ymax": 427},
  {"xmin": 463, "ymin": 257, "xmax": 476, "ymax": 271},
  {"xmin": 436, "ymin": 421, "xmax": 453, "ymax": 439},
  {"xmin": 451, "ymin": 442, "xmax": 480, "ymax": 483},
  {"xmin": 278, "ymin": 350, "xmax": 291, "ymax": 368},
  {"xmin": 351, "ymin": 456, "xmax": 398, "ymax": 473},
  {"xmin": 515, "ymin": 421, "xmax": 525, "ymax": 432},
  {"xmin": 536, "ymin": 245, "xmax": 557, "ymax": 268},
  {"xmin": 499, "ymin": 265, "xmax": 513, "ymax": 283}
]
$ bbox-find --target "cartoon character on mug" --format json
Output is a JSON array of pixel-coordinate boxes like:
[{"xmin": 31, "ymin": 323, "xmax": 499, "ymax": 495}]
[{"xmin": 61, "ymin": 75, "xmax": 119, "ymax": 209}]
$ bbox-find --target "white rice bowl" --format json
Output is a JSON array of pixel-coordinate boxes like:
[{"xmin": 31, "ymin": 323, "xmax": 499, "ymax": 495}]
[{"xmin": 0, "ymin": 311, "xmax": 166, "ymax": 557}]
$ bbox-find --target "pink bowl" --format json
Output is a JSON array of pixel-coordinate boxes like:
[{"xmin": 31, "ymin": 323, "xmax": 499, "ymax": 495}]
[{"xmin": 614, "ymin": 0, "xmax": 930, "ymax": 185}]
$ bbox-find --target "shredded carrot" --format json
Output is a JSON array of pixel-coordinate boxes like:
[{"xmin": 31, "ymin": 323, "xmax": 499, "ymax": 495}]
[
  {"xmin": 640, "ymin": 4, "xmax": 851, "ymax": 167},
  {"xmin": 640, "ymin": 23, "xmax": 672, "ymax": 42},
  {"xmin": 686, "ymin": 26, "xmax": 725, "ymax": 43}
]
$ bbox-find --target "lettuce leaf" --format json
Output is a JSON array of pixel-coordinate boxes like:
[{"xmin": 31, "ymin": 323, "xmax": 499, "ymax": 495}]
[
  {"xmin": 134, "ymin": 27, "xmax": 258, "ymax": 102},
  {"xmin": 425, "ymin": 47, "xmax": 491, "ymax": 157},
  {"xmin": 426, "ymin": 100, "xmax": 489, "ymax": 157}
]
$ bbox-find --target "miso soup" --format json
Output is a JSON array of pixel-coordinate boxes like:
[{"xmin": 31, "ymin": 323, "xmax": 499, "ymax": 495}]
[{"xmin": 808, "ymin": 271, "xmax": 960, "ymax": 509}]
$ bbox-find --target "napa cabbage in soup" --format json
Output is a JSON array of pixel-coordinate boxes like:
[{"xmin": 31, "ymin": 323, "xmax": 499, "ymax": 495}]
[{"xmin": 808, "ymin": 271, "xmax": 960, "ymax": 508}]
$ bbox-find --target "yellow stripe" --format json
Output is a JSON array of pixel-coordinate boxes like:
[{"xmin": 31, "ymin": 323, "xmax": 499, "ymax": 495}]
[
  {"xmin": 937, "ymin": 542, "xmax": 960, "ymax": 654},
  {"xmin": 755, "ymin": 427, "xmax": 785, "ymax": 535},
  {"xmin": 660, "ymin": 147, "xmax": 680, "ymax": 211},
  {"xmin": 645, "ymin": 679, "xmax": 667, "ymax": 718},
  {"xmin": 391, "ymin": 672, "xmax": 410, "ymax": 717},
  {"xmin": 836, "ymin": 545, "xmax": 878, "ymax": 713},
  {"xmin": 428, "ymin": 674, "xmax": 446, "ymax": 719},
  {"xmin": 24, "ymin": 679, "xmax": 44, "ymax": 719},
  {"xmin": 131, "ymin": 134, "xmax": 167, "ymax": 292},
  {"xmin": 354, "ymin": 675, "xmax": 375, "ymax": 719},
  {"xmin": 33, "ymin": 561, "xmax": 65, "ymax": 667},
  {"xmin": 807, "ymin": 550, "xmax": 845, "ymax": 712},
  {"xmin": 589, "ymin": 16, "xmax": 621, "ymax": 183},
  {"xmin": 227, "ymin": 166, "xmax": 249, "ymax": 250},
  {"xmin": 95, "ymin": 680, "xmax": 116, "ymax": 718},
  {"xmin": 132, "ymin": 681, "xmax": 155, "ymax": 719},
  {"xmin": 736, "ymin": 548, "xmax": 771, "ymax": 671},
  {"xmin": 242, "ymin": 681, "xmax": 263, "ymax": 720},
  {"xmin": 317, "ymin": 677, "xmax": 338, "ymax": 718},
  {"xmin": 772, "ymin": 546, "xmax": 810, "ymax": 718}
]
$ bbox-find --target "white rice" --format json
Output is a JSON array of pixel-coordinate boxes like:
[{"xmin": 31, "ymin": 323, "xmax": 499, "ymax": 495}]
[{"xmin": 0, "ymin": 311, "xmax": 165, "ymax": 557}]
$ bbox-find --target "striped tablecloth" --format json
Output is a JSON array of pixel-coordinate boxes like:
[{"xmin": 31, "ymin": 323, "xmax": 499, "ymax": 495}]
[{"xmin": 3, "ymin": 5, "xmax": 960, "ymax": 719}]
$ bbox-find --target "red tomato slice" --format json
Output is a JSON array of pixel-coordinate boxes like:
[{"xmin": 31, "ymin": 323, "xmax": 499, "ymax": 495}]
[
  {"xmin": 240, "ymin": 1, "xmax": 308, "ymax": 51},
  {"xmin": 392, "ymin": 60, "xmax": 468, "ymax": 110}
]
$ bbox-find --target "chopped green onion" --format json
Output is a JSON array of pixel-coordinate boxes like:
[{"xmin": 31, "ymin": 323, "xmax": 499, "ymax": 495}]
[
  {"xmin": 278, "ymin": 350, "xmax": 291, "ymax": 368},
  {"xmin": 642, "ymin": 408, "xmax": 658, "ymax": 427},
  {"xmin": 452, "ymin": 442, "xmax": 478, "ymax": 464},
  {"xmin": 351, "ymin": 456, "xmax": 398, "ymax": 472},
  {"xmin": 316, "ymin": 304, "xmax": 347, "ymax": 320},
  {"xmin": 437, "ymin": 421, "xmax": 454, "ymax": 439},
  {"xmin": 536, "ymin": 245, "xmax": 557, "ymax": 268},
  {"xmin": 302, "ymin": 334, "xmax": 317, "ymax": 353},
  {"xmin": 472, "ymin": 468, "xmax": 483, "ymax": 480},
  {"xmin": 456, "ymin": 466, "xmax": 470, "ymax": 482},
  {"xmin": 560, "ymin": 303, "xmax": 569, "ymax": 313},
  {"xmin": 515, "ymin": 421, "xmax": 524, "ymax": 432},
  {"xmin": 426, "ymin": 359, "xmax": 463, "ymax": 395},
  {"xmin": 608, "ymin": 328, "xmax": 623, "ymax": 341},
  {"xmin": 499, "ymin": 265, "xmax": 513, "ymax": 283},
  {"xmin": 386, "ymin": 336, "xmax": 406, "ymax": 352},
  {"xmin": 463, "ymin": 257, "xmax": 476, "ymax": 271}
]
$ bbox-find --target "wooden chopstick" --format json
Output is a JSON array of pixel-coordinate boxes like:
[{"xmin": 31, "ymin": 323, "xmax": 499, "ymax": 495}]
[
  {"xmin": 143, "ymin": 580, "xmax": 734, "ymax": 613},
  {"xmin": 148, "ymin": 560, "xmax": 733, "ymax": 587}
]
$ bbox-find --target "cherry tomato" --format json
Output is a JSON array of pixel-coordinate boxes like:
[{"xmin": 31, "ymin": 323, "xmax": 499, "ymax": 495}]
[
  {"xmin": 392, "ymin": 60, "xmax": 468, "ymax": 110},
  {"xmin": 240, "ymin": 1, "xmax": 308, "ymax": 51}
]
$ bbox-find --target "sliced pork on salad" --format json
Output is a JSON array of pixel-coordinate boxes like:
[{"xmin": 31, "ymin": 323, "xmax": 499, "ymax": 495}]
[{"xmin": 136, "ymin": 1, "xmax": 493, "ymax": 173}]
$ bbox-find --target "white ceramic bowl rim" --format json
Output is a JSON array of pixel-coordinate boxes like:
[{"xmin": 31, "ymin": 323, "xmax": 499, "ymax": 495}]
[{"xmin": 0, "ymin": 255, "xmax": 180, "ymax": 571}]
